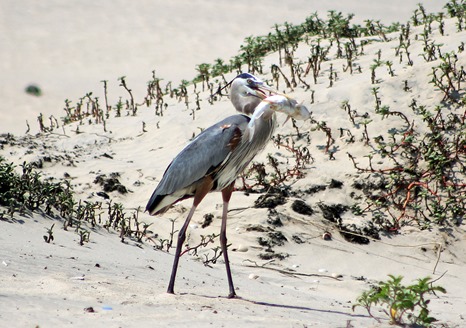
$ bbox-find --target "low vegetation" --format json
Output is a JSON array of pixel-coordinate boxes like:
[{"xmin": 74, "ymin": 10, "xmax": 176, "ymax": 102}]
[{"xmin": 353, "ymin": 275, "xmax": 446, "ymax": 326}]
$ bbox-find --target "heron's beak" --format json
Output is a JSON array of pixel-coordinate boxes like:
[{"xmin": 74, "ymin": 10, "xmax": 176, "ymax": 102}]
[{"xmin": 254, "ymin": 83, "xmax": 293, "ymax": 100}]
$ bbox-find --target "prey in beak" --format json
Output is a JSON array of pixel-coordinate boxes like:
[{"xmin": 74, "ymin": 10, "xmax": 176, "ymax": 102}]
[
  {"xmin": 246, "ymin": 94, "xmax": 311, "ymax": 141},
  {"xmin": 262, "ymin": 95, "xmax": 311, "ymax": 123},
  {"xmin": 251, "ymin": 83, "xmax": 310, "ymax": 123}
]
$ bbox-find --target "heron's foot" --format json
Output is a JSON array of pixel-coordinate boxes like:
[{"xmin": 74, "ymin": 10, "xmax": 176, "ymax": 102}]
[
  {"xmin": 227, "ymin": 292, "xmax": 238, "ymax": 299},
  {"xmin": 167, "ymin": 288, "xmax": 175, "ymax": 295}
]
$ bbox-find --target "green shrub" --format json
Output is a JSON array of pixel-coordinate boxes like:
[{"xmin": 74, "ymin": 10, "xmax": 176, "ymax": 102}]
[{"xmin": 353, "ymin": 275, "xmax": 446, "ymax": 326}]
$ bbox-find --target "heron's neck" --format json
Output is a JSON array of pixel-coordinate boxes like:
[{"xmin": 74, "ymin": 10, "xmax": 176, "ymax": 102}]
[
  {"xmin": 244, "ymin": 103, "xmax": 276, "ymax": 143},
  {"xmin": 255, "ymin": 106, "xmax": 275, "ymax": 121},
  {"xmin": 251, "ymin": 100, "xmax": 278, "ymax": 122},
  {"xmin": 231, "ymin": 94, "xmax": 262, "ymax": 116}
]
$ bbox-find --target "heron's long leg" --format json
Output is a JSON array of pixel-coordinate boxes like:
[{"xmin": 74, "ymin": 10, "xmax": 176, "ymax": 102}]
[
  {"xmin": 167, "ymin": 177, "xmax": 213, "ymax": 294},
  {"xmin": 221, "ymin": 182, "xmax": 236, "ymax": 298}
]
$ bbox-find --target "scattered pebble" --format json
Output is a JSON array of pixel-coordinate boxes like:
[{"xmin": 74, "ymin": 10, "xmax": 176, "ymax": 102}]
[
  {"xmin": 248, "ymin": 273, "xmax": 259, "ymax": 280},
  {"xmin": 102, "ymin": 306, "xmax": 113, "ymax": 311},
  {"xmin": 189, "ymin": 223, "xmax": 199, "ymax": 229},
  {"xmin": 322, "ymin": 232, "xmax": 332, "ymax": 240},
  {"xmin": 84, "ymin": 307, "xmax": 95, "ymax": 313},
  {"xmin": 2, "ymin": 261, "xmax": 8, "ymax": 267},
  {"xmin": 96, "ymin": 191, "xmax": 110, "ymax": 199},
  {"xmin": 331, "ymin": 273, "xmax": 343, "ymax": 279},
  {"xmin": 70, "ymin": 276, "xmax": 85, "ymax": 280},
  {"xmin": 291, "ymin": 264, "xmax": 300, "ymax": 269},
  {"xmin": 318, "ymin": 268, "xmax": 328, "ymax": 273},
  {"xmin": 236, "ymin": 245, "xmax": 248, "ymax": 252}
]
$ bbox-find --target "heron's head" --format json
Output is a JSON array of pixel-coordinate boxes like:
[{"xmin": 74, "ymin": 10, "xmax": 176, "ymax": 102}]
[{"xmin": 229, "ymin": 73, "xmax": 278, "ymax": 115}]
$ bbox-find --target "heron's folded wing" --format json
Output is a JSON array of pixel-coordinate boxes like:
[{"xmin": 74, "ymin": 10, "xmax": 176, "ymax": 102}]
[{"xmin": 151, "ymin": 114, "xmax": 249, "ymax": 197}]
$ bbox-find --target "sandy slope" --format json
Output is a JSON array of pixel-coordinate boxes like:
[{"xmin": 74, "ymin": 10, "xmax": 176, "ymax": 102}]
[
  {"xmin": 1, "ymin": 1, "xmax": 465, "ymax": 327},
  {"xmin": 0, "ymin": 0, "xmax": 446, "ymax": 135},
  {"xmin": 2, "ymin": 208, "xmax": 466, "ymax": 327},
  {"xmin": 3, "ymin": 214, "xmax": 464, "ymax": 327}
]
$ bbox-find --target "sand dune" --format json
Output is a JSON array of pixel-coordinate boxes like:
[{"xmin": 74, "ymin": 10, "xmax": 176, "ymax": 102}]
[{"xmin": 1, "ymin": 1, "xmax": 465, "ymax": 327}]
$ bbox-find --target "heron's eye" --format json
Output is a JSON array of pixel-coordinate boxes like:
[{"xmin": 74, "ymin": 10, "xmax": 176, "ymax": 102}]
[{"xmin": 246, "ymin": 78, "xmax": 253, "ymax": 85}]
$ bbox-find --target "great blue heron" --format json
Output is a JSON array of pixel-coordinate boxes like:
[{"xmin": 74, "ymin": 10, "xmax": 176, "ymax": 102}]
[{"xmin": 146, "ymin": 73, "xmax": 309, "ymax": 298}]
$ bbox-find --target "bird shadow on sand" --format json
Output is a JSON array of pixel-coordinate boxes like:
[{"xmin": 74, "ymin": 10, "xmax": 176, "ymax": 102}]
[{"xmin": 180, "ymin": 292, "xmax": 373, "ymax": 321}]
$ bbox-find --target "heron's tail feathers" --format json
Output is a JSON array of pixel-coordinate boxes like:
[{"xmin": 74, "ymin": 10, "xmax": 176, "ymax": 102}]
[
  {"xmin": 146, "ymin": 194, "xmax": 166, "ymax": 215},
  {"xmin": 146, "ymin": 191, "xmax": 191, "ymax": 216}
]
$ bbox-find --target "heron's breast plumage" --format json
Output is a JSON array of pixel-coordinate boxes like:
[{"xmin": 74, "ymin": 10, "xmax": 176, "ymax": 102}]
[{"xmin": 214, "ymin": 112, "xmax": 276, "ymax": 190}]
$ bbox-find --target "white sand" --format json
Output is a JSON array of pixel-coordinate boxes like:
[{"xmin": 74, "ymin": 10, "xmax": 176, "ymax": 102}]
[
  {"xmin": 0, "ymin": 0, "xmax": 446, "ymax": 135},
  {"xmin": 1, "ymin": 1, "xmax": 465, "ymax": 327}
]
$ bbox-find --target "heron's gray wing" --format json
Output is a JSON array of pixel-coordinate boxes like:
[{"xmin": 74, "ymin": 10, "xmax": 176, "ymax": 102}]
[{"xmin": 146, "ymin": 114, "xmax": 249, "ymax": 214}]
